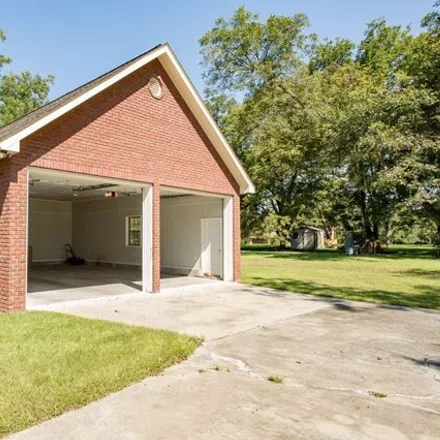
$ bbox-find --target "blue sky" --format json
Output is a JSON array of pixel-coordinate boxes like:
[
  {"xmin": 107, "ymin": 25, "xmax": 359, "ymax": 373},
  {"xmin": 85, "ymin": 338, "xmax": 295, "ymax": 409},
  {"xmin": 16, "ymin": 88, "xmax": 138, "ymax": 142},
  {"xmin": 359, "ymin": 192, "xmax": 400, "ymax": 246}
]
[{"xmin": 0, "ymin": 0, "xmax": 435, "ymax": 99}]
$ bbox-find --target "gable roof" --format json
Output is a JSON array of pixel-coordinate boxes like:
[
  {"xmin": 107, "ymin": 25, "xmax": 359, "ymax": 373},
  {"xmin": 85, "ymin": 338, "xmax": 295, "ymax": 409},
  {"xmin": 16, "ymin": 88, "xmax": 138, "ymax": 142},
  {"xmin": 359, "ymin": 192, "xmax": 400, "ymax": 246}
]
[{"xmin": 0, "ymin": 43, "xmax": 254, "ymax": 195}]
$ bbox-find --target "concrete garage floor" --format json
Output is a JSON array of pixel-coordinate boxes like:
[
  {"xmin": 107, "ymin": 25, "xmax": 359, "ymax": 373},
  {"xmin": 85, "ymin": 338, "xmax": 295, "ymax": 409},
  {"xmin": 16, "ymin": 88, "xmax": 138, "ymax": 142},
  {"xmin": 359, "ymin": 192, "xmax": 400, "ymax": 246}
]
[
  {"xmin": 27, "ymin": 264, "xmax": 218, "ymax": 308},
  {"xmin": 13, "ymin": 283, "xmax": 440, "ymax": 440}
]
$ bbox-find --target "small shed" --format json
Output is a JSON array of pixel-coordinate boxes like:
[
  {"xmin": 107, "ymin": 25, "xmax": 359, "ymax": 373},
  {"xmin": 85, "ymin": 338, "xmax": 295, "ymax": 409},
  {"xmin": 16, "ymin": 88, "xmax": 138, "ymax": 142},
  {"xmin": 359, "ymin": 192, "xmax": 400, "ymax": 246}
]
[{"xmin": 291, "ymin": 226, "xmax": 325, "ymax": 251}]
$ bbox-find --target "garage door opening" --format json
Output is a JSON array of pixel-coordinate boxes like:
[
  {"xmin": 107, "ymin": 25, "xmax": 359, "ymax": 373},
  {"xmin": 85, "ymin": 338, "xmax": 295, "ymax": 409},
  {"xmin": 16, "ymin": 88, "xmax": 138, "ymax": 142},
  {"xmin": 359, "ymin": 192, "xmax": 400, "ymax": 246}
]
[
  {"xmin": 159, "ymin": 186, "xmax": 234, "ymax": 286},
  {"xmin": 27, "ymin": 168, "xmax": 146, "ymax": 307},
  {"xmin": 26, "ymin": 170, "xmax": 230, "ymax": 307}
]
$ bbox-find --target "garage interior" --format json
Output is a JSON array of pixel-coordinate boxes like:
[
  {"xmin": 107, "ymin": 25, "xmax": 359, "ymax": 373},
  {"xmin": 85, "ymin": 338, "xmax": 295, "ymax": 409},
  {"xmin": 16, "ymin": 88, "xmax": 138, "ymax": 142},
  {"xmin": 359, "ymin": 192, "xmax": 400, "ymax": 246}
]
[{"xmin": 27, "ymin": 168, "xmax": 225, "ymax": 307}]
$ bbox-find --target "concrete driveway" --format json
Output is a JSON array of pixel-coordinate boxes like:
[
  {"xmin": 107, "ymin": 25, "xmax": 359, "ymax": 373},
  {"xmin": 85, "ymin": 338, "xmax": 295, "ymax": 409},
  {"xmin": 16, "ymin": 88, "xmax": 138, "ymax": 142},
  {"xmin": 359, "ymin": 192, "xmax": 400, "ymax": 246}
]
[{"xmin": 14, "ymin": 282, "xmax": 440, "ymax": 440}]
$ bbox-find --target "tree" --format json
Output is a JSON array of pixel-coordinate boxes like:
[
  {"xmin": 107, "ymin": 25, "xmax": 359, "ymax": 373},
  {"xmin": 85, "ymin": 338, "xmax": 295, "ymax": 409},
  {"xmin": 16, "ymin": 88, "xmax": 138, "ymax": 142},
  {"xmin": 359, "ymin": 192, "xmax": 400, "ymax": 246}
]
[
  {"xmin": 309, "ymin": 18, "xmax": 433, "ymax": 242},
  {"xmin": 0, "ymin": 29, "xmax": 53, "ymax": 127},
  {"xmin": 248, "ymin": 71, "xmax": 335, "ymax": 228},
  {"xmin": 200, "ymin": 6, "xmax": 311, "ymax": 96},
  {"xmin": 309, "ymin": 38, "xmax": 354, "ymax": 72},
  {"xmin": 356, "ymin": 18, "xmax": 412, "ymax": 76},
  {"xmin": 400, "ymin": 2, "xmax": 440, "ymax": 249},
  {"xmin": 200, "ymin": 8, "xmax": 328, "ymax": 243},
  {"xmin": 337, "ymin": 71, "xmax": 430, "ymax": 240},
  {"xmin": 201, "ymin": 5, "xmax": 440, "ymax": 250},
  {"xmin": 0, "ymin": 30, "xmax": 11, "ymax": 68}
]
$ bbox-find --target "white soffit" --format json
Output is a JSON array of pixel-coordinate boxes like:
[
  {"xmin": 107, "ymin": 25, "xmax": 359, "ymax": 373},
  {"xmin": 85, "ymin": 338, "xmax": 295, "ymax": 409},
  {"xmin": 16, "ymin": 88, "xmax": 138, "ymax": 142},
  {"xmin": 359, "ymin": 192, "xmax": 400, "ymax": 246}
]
[{"xmin": 0, "ymin": 44, "xmax": 254, "ymax": 195}]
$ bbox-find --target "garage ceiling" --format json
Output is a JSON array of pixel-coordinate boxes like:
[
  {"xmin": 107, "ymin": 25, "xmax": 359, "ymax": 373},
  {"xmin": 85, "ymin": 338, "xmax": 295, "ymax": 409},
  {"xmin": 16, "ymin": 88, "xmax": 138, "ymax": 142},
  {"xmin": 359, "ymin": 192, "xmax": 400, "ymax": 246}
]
[
  {"xmin": 28, "ymin": 169, "xmax": 142, "ymax": 201},
  {"xmin": 28, "ymin": 169, "xmax": 192, "ymax": 201}
]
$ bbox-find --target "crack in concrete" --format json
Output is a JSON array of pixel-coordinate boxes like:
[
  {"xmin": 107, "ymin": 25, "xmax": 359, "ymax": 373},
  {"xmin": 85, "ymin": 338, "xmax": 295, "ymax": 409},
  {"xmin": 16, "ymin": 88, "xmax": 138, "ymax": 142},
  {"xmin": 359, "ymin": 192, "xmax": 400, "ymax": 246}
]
[
  {"xmin": 387, "ymin": 392, "xmax": 440, "ymax": 401},
  {"xmin": 201, "ymin": 309, "xmax": 440, "ymax": 413},
  {"xmin": 297, "ymin": 384, "xmax": 440, "ymax": 403},
  {"xmin": 270, "ymin": 380, "xmax": 440, "ymax": 403},
  {"xmin": 204, "ymin": 345, "xmax": 440, "ymax": 407},
  {"xmin": 206, "ymin": 346, "xmax": 262, "ymax": 379},
  {"xmin": 424, "ymin": 357, "xmax": 440, "ymax": 382}
]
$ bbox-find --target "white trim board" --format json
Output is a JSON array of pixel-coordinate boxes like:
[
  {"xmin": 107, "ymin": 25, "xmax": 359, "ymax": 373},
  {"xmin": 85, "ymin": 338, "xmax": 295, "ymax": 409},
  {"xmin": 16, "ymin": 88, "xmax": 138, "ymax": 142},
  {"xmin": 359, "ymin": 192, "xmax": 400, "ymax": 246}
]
[
  {"xmin": 222, "ymin": 197, "xmax": 234, "ymax": 282},
  {"xmin": 142, "ymin": 186, "xmax": 154, "ymax": 293},
  {"xmin": 160, "ymin": 185, "xmax": 234, "ymax": 199},
  {"xmin": 1, "ymin": 44, "xmax": 254, "ymax": 195}
]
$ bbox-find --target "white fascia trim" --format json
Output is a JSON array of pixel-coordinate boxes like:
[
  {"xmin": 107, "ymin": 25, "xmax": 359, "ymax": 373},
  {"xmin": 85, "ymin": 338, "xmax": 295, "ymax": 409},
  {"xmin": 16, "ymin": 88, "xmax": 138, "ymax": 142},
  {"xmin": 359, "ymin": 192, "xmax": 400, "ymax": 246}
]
[
  {"xmin": 1, "ymin": 140, "xmax": 20, "ymax": 153},
  {"xmin": 142, "ymin": 186, "xmax": 153, "ymax": 293},
  {"xmin": 0, "ymin": 45, "xmax": 168, "ymax": 153},
  {"xmin": 159, "ymin": 46, "xmax": 255, "ymax": 195},
  {"xmin": 222, "ymin": 197, "xmax": 234, "ymax": 282}
]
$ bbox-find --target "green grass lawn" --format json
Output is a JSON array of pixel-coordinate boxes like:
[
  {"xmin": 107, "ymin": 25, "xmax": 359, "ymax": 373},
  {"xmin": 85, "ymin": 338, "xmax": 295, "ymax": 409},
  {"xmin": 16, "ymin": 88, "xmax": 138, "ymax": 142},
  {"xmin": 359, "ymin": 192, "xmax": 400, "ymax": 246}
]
[
  {"xmin": 241, "ymin": 245, "xmax": 440, "ymax": 310},
  {"xmin": 0, "ymin": 312, "xmax": 201, "ymax": 437}
]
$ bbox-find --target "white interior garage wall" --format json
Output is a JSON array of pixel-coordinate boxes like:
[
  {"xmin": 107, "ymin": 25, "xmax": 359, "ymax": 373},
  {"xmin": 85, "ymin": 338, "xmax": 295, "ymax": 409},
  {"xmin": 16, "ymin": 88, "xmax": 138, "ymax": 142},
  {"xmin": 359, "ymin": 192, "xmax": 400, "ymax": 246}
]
[
  {"xmin": 72, "ymin": 195, "xmax": 142, "ymax": 265},
  {"xmin": 30, "ymin": 194, "xmax": 222, "ymax": 272},
  {"xmin": 161, "ymin": 196, "xmax": 222, "ymax": 276},
  {"xmin": 28, "ymin": 199, "xmax": 72, "ymax": 262}
]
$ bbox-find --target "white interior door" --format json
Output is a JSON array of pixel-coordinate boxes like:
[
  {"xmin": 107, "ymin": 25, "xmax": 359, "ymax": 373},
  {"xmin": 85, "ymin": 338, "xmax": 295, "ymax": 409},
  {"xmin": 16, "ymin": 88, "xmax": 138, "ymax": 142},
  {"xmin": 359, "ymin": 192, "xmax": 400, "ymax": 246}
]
[{"xmin": 201, "ymin": 218, "xmax": 222, "ymax": 277}]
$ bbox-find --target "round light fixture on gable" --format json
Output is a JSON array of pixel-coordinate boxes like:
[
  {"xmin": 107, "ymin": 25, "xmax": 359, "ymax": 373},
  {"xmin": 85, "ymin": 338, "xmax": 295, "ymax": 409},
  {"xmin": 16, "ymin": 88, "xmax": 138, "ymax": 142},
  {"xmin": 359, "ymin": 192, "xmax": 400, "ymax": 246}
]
[{"xmin": 148, "ymin": 76, "xmax": 163, "ymax": 100}]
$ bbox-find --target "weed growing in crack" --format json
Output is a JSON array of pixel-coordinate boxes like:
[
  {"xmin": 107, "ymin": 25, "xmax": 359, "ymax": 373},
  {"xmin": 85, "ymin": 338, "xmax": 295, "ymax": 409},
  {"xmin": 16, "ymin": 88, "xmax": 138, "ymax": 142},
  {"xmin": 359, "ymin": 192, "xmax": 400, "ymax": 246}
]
[{"xmin": 268, "ymin": 374, "xmax": 284, "ymax": 384}]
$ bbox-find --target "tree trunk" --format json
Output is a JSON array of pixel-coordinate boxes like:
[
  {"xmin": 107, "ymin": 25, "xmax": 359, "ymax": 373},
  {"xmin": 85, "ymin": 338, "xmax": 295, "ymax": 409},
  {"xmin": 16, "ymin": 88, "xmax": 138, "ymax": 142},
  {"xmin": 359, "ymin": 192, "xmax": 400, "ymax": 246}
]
[
  {"xmin": 436, "ymin": 223, "xmax": 440, "ymax": 242},
  {"xmin": 384, "ymin": 220, "xmax": 392, "ymax": 246},
  {"xmin": 434, "ymin": 223, "xmax": 440, "ymax": 258},
  {"xmin": 372, "ymin": 221, "xmax": 379, "ymax": 241},
  {"xmin": 359, "ymin": 191, "xmax": 374, "ymax": 240}
]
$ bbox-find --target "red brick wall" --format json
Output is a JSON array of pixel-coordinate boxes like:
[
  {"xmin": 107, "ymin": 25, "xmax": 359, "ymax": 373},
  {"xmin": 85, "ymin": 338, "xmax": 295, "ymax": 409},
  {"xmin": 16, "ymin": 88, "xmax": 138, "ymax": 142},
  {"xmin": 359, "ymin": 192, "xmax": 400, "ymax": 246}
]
[
  {"xmin": 0, "ymin": 158, "xmax": 28, "ymax": 311},
  {"xmin": 0, "ymin": 159, "xmax": 11, "ymax": 310},
  {"xmin": 0, "ymin": 59, "xmax": 242, "ymax": 310}
]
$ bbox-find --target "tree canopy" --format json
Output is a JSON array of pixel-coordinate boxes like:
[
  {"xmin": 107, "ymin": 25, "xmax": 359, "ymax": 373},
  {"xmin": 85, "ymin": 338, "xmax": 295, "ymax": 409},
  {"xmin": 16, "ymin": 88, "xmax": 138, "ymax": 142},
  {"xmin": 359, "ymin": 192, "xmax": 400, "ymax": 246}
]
[
  {"xmin": 200, "ymin": 3, "xmax": 440, "ymax": 251},
  {"xmin": 0, "ymin": 29, "xmax": 53, "ymax": 127}
]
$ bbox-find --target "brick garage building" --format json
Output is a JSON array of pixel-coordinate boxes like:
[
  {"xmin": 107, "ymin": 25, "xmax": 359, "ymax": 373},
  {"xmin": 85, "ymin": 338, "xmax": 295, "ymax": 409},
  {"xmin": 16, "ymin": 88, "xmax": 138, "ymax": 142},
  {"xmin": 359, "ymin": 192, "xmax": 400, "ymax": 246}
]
[{"xmin": 0, "ymin": 43, "xmax": 254, "ymax": 311}]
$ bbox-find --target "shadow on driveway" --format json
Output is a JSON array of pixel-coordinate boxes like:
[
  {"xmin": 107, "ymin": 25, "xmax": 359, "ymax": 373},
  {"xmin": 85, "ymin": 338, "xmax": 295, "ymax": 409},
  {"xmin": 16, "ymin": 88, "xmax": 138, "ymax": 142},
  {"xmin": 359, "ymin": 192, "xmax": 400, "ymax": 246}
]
[{"xmin": 242, "ymin": 277, "xmax": 440, "ymax": 311}]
